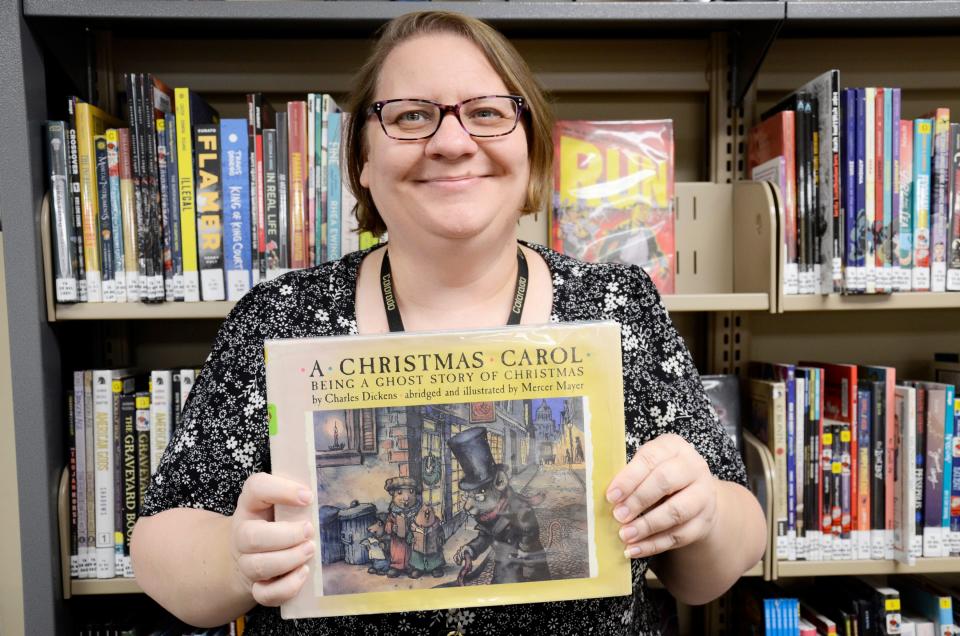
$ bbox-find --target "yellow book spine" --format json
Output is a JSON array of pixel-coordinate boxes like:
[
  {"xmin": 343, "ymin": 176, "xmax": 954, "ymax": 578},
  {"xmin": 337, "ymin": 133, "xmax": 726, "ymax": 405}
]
[
  {"xmin": 175, "ymin": 88, "xmax": 201, "ymax": 302},
  {"xmin": 75, "ymin": 103, "xmax": 102, "ymax": 301}
]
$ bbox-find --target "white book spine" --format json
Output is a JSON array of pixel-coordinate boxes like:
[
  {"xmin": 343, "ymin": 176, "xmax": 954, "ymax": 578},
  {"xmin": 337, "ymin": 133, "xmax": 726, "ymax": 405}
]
[
  {"xmin": 150, "ymin": 370, "xmax": 173, "ymax": 475},
  {"xmin": 200, "ymin": 269, "xmax": 225, "ymax": 302},
  {"xmin": 179, "ymin": 369, "xmax": 196, "ymax": 412},
  {"xmin": 83, "ymin": 371, "xmax": 96, "ymax": 578},
  {"xmin": 73, "ymin": 371, "xmax": 87, "ymax": 578},
  {"xmin": 92, "ymin": 370, "xmax": 115, "ymax": 579},
  {"xmin": 184, "ymin": 270, "xmax": 201, "ymax": 302}
]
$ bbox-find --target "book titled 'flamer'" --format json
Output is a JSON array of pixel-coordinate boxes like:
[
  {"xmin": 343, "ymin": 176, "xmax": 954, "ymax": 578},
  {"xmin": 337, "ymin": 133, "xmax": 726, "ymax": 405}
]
[{"xmin": 264, "ymin": 321, "xmax": 631, "ymax": 619}]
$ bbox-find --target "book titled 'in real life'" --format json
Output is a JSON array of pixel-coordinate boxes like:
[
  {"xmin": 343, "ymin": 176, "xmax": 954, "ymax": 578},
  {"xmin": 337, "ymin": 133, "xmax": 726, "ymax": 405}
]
[{"xmin": 264, "ymin": 321, "xmax": 631, "ymax": 619}]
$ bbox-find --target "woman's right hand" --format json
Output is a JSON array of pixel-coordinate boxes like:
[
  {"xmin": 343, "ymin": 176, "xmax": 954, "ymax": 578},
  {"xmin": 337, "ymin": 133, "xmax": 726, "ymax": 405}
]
[{"xmin": 230, "ymin": 472, "xmax": 316, "ymax": 607}]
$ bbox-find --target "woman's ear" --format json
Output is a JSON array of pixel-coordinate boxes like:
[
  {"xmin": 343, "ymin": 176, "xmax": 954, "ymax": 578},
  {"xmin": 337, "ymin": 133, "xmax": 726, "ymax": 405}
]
[{"xmin": 360, "ymin": 160, "xmax": 370, "ymax": 189}]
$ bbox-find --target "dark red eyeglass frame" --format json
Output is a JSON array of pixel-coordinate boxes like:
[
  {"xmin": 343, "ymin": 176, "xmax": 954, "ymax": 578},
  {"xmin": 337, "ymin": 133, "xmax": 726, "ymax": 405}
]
[{"xmin": 366, "ymin": 94, "xmax": 527, "ymax": 140}]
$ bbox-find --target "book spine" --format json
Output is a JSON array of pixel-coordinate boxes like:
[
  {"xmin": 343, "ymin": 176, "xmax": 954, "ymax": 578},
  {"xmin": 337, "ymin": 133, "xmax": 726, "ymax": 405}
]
[
  {"xmin": 255, "ymin": 112, "xmax": 266, "ymax": 286},
  {"xmin": 341, "ymin": 163, "xmax": 360, "ymax": 256},
  {"xmin": 843, "ymin": 91, "xmax": 857, "ymax": 293},
  {"xmin": 171, "ymin": 371, "xmax": 182, "ymax": 436},
  {"xmin": 898, "ymin": 120, "xmax": 914, "ymax": 291},
  {"xmin": 66, "ymin": 99, "xmax": 88, "ymax": 301},
  {"xmin": 149, "ymin": 370, "xmax": 173, "ymax": 475},
  {"xmin": 112, "ymin": 378, "xmax": 124, "ymax": 576},
  {"xmin": 94, "ymin": 136, "xmax": 116, "ymax": 303},
  {"xmin": 47, "ymin": 121, "xmax": 80, "ymax": 302},
  {"xmin": 857, "ymin": 386, "xmax": 873, "ymax": 560},
  {"xmin": 797, "ymin": 96, "xmax": 810, "ymax": 293},
  {"xmin": 288, "ymin": 102, "xmax": 308, "ymax": 269},
  {"xmin": 889, "ymin": 89, "xmax": 901, "ymax": 292},
  {"xmin": 118, "ymin": 129, "xmax": 140, "ymax": 302},
  {"xmin": 175, "ymin": 88, "xmax": 201, "ymax": 302},
  {"xmin": 914, "ymin": 386, "xmax": 927, "ymax": 559},
  {"xmin": 105, "ymin": 129, "xmax": 126, "ymax": 303},
  {"xmin": 83, "ymin": 371, "xmax": 96, "ymax": 577},
  {"xmin": 128, "ymin": 74, "xmax": 148, "ymax": 301},
  {"xmin": 884, "ymin": 375, "xmax": 897, "ymax": 560},
  {"xmin": 194, "ymin": 124, "xmax": 226, "ymax": 301},
  {"xmin": 893, "ymin": 387, "xmax": 917, "ymax": 566},
  {"xmin": 92, "ymin": 369, "xmax": 115, "ymax": 578},
  {"xmin": 865, "ymin": 88, "xmax": 877, "ymax": 294},
  {"xmin": 319, "ymin": 94, "xmax": 335, "ymax": 264},
  {"xmin": 326, "ymin": 111, "xmax": 342, "ymax": 262},
  {"xmin": 841, "ymin": 420, "xmax": 854, "ymax": 557},
  {"xmin": 942, "ymin": 386, "xmax": 955, "ymax": 556},
  {"xmin": 882, "ymin": 88, "xmax": 894, "ymax": 293},
  {"xmin": 307, "ymin": 94, "xmax": 317, "ymax": 267},
  {"xmin": 142, "ymin": 74, "xmax": 168, "ymax": 302},
  {"xmin": 873, "ymin": 384, "xmax": 887, "ymax": 559},
  {"xmin": 263, "ymin": 129, "xmax": 280, "ymax": 281},
  {"xmin": 164, "ymin": 113, "xmax": 185, "ymax": 301},
  {"xmin": 73, "ymin": 371, "xmax": 89, "ymax": 577},
  {"xmin": 134, "ymin": 391, "xmax": 151, "ymax": 514},
  {"xmin": 809, "ymin": 96, "xmax": 821, "ymax": 294},
  {"xmin": 786, "ymin": 373, "xmax": 798, "ymax": 560},
  {"xmin": 156, "ymin": 117, "xmax": 175, "ymax": 301},
  {"xmin": 875, "ymin": 88, "xmax": 887, "ymax": 293},
  {"xmin": 67, "ymin": 390, "xmax": 78, "ymax": 578},
  {"xmin": 276, "ymin": 112, "xmax": 290, "ymax": 275},
  {"xmin": 913, "ymin": 119, "xmax": 934, "ymax": 291},
  {"xmin": 929, "ymin": 108, "xmax": 951, "ymax": 292},
  {"xmin": 180, "ymin": 369, "xmax": 196, "ymax": 411},
  {"xmin": 821, "ymin": 414, "xmax": 834, "ymax": 559},
  {"xmin": 220, "ymin": 119, "xmax": 252, "ymax": 301},
  {"xmin": 948, "ymin": 124, "xmax": 960, "ymax": 290},
  {"xmin": 951, "ymin": 398, "xmax": 960, "ymax": 555},
  {"xmin": 76, "ymin": 103, "xmax": 105, "ymax": 301},
  {"xmin": 120, "ymin": 392, "xmax": 137, "ymax": 577},
  {"xmin": 828, "ymin": 78, "xmax": 842, "ymax": 293},
  {"xmin": 855, "ymin": 89, "xmax": 867, "ymax": 293},
  {"xmin": 923, "ymin": 388, "xmax": 945, "ymax": 557},
  {"xmin": 773, "ymin": 386, "xmax": 788, "ymax": 560},
  {"xmin": 795, "ymin": 377, "xmax": 807, "ymax": 559}
]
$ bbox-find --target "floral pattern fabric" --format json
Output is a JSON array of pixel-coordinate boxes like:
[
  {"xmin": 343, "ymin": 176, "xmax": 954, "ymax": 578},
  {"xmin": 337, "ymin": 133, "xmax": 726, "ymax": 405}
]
[{"xmin": 141, "ymin": 241, "xmax": 747, "ymax": 636}]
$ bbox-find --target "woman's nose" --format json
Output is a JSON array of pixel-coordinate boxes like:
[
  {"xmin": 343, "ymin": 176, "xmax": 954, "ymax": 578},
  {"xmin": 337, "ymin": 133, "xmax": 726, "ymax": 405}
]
[{"xmin": 425, "ymin": 112, "xmax": 478, "ymax": 158}]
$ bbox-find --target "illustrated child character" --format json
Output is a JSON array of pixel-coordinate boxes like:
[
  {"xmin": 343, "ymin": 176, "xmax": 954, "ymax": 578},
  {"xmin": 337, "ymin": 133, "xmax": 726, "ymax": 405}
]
[
  {"xmin": 383, "ymin": 476, "xmax": 420, "ymax": 578},
  {"xmin": 360, "ymin": 513, "xmax": 390, "ymax": 575},
  {"xmin": 448, "ymin": 427, "xmax": 550, "ymax": 585},
  {"xmin": 408, "ymin": 504, "xmax": 446, "ymax": 578}
]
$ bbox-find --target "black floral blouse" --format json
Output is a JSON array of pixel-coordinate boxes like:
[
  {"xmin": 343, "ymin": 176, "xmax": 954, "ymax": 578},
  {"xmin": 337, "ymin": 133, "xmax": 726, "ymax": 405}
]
[{"xmin": 141, "ymin": 240, "xmax": 747, "ymax": 636}]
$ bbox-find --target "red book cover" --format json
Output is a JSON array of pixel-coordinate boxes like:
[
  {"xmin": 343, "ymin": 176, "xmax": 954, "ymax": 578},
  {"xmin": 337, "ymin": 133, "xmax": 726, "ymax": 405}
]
[
  {"xmin": 875, "ymin": 88, "xmax": 886, "ymax": 290},
  {"xmin": 288, "ymin": 101, "xmax": 308, "ymax": 269},
  {"xmin": 748, "ymin": 111, "xmax": 798, "ymax": 275},
  {"xmin": 551, "ymin": 120, "xmax": 675, "ymax": 294},
  {"xmin": 802, "ymin": 361, "xmax": 858, "ymax": 554}
]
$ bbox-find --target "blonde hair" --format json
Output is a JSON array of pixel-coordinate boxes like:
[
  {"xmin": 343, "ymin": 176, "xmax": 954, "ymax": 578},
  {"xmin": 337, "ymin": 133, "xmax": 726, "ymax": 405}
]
[{"xmin": 343, "ymin": 11, "xmax": 555, "ymax": 237}]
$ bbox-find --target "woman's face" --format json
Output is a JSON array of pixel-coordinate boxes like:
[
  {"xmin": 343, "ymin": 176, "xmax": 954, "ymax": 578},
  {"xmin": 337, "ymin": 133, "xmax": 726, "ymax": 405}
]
[{"xmin": 360, "ymin": 33, "xmax": 530, "ymax": 244}]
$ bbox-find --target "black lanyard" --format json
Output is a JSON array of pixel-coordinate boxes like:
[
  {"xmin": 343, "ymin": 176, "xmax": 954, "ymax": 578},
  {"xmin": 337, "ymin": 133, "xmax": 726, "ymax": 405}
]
[{"xmin": 379, "ymin": 245, "xmax": 529, "ymax": 333}]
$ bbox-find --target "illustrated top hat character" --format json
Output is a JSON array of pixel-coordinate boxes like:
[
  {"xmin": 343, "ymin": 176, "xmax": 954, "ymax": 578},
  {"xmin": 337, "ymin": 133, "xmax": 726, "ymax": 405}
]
[{"xmin": 448, "ymin": 427, "xmax": 508, "ymax": 491}]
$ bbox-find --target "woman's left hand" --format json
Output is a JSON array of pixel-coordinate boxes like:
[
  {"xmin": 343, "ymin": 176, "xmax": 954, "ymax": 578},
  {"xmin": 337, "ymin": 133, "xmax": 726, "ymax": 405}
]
[{"xmin": 606, "ymin": 433, "xmax": 719, "ymax": 559}]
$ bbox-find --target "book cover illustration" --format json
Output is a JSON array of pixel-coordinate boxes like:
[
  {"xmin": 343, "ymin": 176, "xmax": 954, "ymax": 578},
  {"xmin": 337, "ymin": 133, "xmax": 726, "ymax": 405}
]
[
  {"xmin": 265, "ymin": 322, "xmax": 630, "ymax": 619},
  {"xmin": 551, "ymin": 120, "xmax": 675, "ymax": 295}
]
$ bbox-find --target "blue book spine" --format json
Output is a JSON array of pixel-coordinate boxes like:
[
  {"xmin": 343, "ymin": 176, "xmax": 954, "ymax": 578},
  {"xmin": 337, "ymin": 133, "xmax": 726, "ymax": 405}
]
[
  {"xmin": 843, "ymin": 89, "xmax": 858, "ymax": 291},
  {"xmin": 220, "ymin": 119, "xmax": 252, "ymax": 301},
  {"xmin": 107, "ymin": 136, "xmax": 125, "ymax": 302},
  {"xmin": 913, "ymin": 119, "xmax": 934, "ymax": 291},
  {"xmin": 883, "ymin": 88, "xmax": 894, "ymax": 291},
  {"xmin": 764, "ymin": 598, "xmax": 774, "ymax": 635},
  {"xmin": 325, "ymin": 112, "xmax": 342, "ymax": 262},
  {"xmin": 890, "ymin": 89, "xmax": 902, "ymax": 291},
  {"xmin": 856, "ymin": 88, "xmax": 867, "ymax": 290},
  {"xmin": 780, "ymin": 367, "xmax": 797, "ymax": 559},
  {"xmin": 165, "ymin": 113, "xmax": 184, "ymax": 301},
  {"xmin": 943, "ymin": 385, "xmax": 955, "ymax": 551}
]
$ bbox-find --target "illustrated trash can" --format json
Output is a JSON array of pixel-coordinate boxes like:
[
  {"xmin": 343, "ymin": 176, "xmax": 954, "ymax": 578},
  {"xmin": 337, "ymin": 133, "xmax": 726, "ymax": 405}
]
[
  {"xmin": 318, "ymin": 505, "xmax": 344, "ymax": 564},
  {"xmin": 339, "ymin": 500, "xmax": 378, "ymax": 565}
]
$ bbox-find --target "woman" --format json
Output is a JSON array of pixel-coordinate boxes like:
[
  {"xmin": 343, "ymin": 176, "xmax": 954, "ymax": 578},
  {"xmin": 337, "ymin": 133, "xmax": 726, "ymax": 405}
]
[{"xmin": 131, "ymin": 11, "xmax": 766, "ymax": 635}]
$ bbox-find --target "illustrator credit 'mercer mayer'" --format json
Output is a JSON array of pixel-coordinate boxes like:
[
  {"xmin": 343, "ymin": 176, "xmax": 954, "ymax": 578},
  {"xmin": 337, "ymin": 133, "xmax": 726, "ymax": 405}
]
[{"xmin": 131, "ymin": 9, "xmax": 766, "ymax": 635}]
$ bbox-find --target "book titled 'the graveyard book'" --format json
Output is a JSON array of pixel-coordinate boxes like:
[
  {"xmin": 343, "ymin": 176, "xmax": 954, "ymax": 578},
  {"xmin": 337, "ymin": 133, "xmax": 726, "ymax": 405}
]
[
  {"xmin": 264, "ymin": 322, "xmax": 631, "ymax": 619},
  {"xmin": 551, "ymin": 120, "xmax": 675, "ymax": 295}
]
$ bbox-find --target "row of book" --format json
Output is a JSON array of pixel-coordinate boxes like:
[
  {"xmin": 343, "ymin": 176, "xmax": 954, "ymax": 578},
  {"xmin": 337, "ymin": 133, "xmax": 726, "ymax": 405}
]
[
  {"xmin": 749, "ymin": 71, "xmax": 960, "ymax": 296},
  {"xmin": 67, "ymin": 368, "xmax": 198, "ymax": 580},
  {"xmin": 47, "ymin": 77, "xmax": 379, "ymax": 305},
  {"xmin": 733, "ymin": 575, "xmax": 959, "ymax": 635},
  {"xmin": 75, "ymin": 619, "xmax": 242, "ymax": 636},
  {"xmin": 746, "ymin": 355, "xmax": 960, "ymax": 562}
]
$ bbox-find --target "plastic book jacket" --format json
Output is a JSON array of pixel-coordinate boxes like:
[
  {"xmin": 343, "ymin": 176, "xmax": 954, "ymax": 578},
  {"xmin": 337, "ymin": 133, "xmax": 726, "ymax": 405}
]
[
  {"xmin": 551, "ymin": 120, "xmax": 675, "ymax": 294},
  {"xmin": 264, "ymin": 322, "xmax": 631, "ymax": 619}
]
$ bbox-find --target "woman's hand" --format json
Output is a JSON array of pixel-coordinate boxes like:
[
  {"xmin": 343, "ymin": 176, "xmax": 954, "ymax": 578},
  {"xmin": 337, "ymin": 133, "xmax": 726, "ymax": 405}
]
[
  {"xmin": 230, "ymin": 473, "xmax": 316, "ymax": 606},
  {"xmin": 605, "ymin": 433, "xmax": 719, "ymax": 559}
]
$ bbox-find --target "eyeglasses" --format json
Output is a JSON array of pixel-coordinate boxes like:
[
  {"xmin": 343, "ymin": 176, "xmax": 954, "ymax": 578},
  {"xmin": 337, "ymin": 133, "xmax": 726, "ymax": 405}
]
[{"xmin": 367, "ymin": 95, "xmax": 526, "ymax": 141}]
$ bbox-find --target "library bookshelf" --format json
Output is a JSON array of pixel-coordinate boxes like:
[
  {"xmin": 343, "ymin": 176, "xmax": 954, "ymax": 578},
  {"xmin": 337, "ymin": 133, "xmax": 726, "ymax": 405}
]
[{"xmin": 5, "ymin": 1, "xmax": 960, "ymax": 633}]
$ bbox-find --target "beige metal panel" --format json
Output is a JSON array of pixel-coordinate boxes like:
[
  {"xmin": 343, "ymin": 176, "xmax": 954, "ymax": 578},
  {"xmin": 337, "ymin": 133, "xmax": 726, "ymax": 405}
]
[
  {"xmin": 778, "ymin": 557, "xmax": 960, "ymax": 578},
  {"xmin": 782, "ymin": 292, "xmax": 960, "ymax": 312},
  {"xmin": 0, "ymin": 232, "xmax": 26, "ymax": 635},
  {"xmin": 743, "ymin": 429, "xmax": 776, "ymax": 581},
  {"xmin": 733, "ymin": 180, "xmax": 780, "ymax": 304},
  {"xmin": 72, "ymin": 579, "xmax": 142, "ymax": 595},
  {"xmin": 675, "ymin": 182, "xmax": 734, "ymax": 294},
  {"xmin": 747, "ymin": 307, "xmax": 960, "ymax": 381},
  {"xmin": 55, "ymin": 301, "xmax": 238, "ymax": 321}
]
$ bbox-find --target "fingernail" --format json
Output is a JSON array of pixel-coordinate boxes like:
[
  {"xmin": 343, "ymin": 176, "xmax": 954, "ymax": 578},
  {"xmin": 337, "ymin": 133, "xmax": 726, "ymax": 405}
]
[
  {"xmin": 303, "ymin": 522, "xmax": 313, "ymax": 540},
  {"xmin": 298, "ymin": 488, "xmax": 312, "ymax": 504},
  {"xmin": 606, "ymin": 488, "xmax": 622, "ymax": 503},
  {"xmin": 614, "ymin": 505, "xmax": 630, "ymax": 522},
  {"xmin": 619, "ymin": 526, "xmax": 638, "ymax": 542},
  {"xmin": 625, "ymin": 546, "xmax": 644, "ymax": 559},
  {"xmin": 300, "ymin": 564, "xmax": 310, "ymax": 578}
]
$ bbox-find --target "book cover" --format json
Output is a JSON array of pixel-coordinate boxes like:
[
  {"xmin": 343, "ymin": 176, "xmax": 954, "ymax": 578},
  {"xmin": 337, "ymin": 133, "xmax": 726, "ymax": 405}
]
[
  {"xmin": 263, "ymin": 128, "xmax": 281, "ymax": 281},
  {"xmin": 860, "ymin": 364, "xmax": 896, "ymax": 559},
  {"xmin": 142, "ymin": 74, "xmax": 175, "ymax": 302},
  {"xmin": 894, "ymin": 385, "xmax": 917, "ymax": 566},
  {"xmin": 156, "ymin": 117, "xmax": 175, "ymax": 302},
  {"xmin": 947, "ymin": 124, "xmax": 960, "ymax": 291},
  {"xmin": 149, "ymin": 370, "xmax": 173, "ymax": 476},
  {"xmin": 875, "ymin": 88, "xmax": 887, "ymax": 293},
  {"xmin": 194, "ymin": 124, "xmax": 226, "ymax": 301},
  {"xmin": 856, "ymin": 383, "xmax": 874, "ymax": 560},
  {"xmin": 265, "ymin": 322, "xmax": 630, "ymax": 618},
  {"xmin": 325, "ymin": 111, "xmax": 343, "ymax": 263},
  {"xmin": 318, "ymin": 94, "xmax": 341, "ymax": 264},
  {"xmin": 551, "ymin": 120, "xmax": 675, "ymax": 295},
  {"xmin": 276, "ymin": 111, "xmax": 290, "ymax": 275},
  {"xmin": 105, "ymin": 128, "xmax": 126, "ymax": 303},
  {"xmin": 748, "ymin": 378, "xmax": 788, "ymax": 561},
  {"xmin": 865, "ymin": 88, "xmax": 877, "ymax": 294},
  {"xmin": 72, "ymin": 371, "xmax": 90, "ymax": 577},
  {"xmin": 288, "ymin": 101, "xmax": 308, "ymax": 270},
  {"xmin": 926, "ymin": 108, "xmax": 950, "ymax": 292},
  {"xmin": 797, "ymin": 366, "xmax": 823, "ymax": 560},
  {"xmin": 134, "ymin": 391, "xmax": 151, "ymax": 519},
  {"xmin": 94, "ymin": 135, "xmax": 116, "ymax": 303},
  {"xmin": 117, "ymin": 129, "xmax": 140, "ymax": 302},
  {"xmin": 898, "ymin": 119, "xmax": 914, "ymax": 291},
  {"xmin": 66, "ymin": 99, "xmax": 88, "ymax": 301},
  {"xmin": 889, "ymin": 89, "xmax": 902, "ymax": 292},
  {"xmin": 699, "ymin": 374, "xmax": 742, "ymax": 455},
  {"xmin": 162, "ymin": 113, "xmax": 184, "ymax": 301},
  {"xmin": 856, "ymin": 88, "xmax": 868, "ymax": 294},
  {"xmin": 841, "ymin": 89, "xmax": 857, "ymax": 293},
  {"xmin": 307, "ymin": 94, "xmax": 317, "ymax": 267}
]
